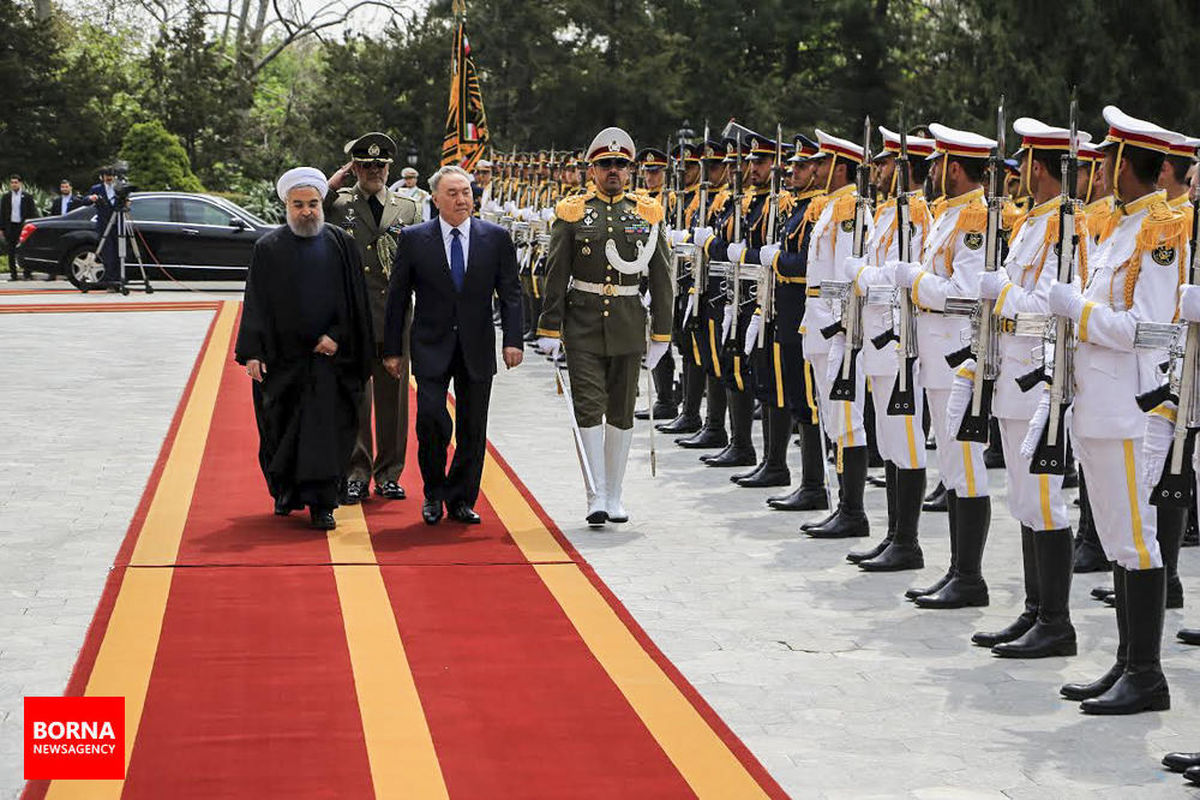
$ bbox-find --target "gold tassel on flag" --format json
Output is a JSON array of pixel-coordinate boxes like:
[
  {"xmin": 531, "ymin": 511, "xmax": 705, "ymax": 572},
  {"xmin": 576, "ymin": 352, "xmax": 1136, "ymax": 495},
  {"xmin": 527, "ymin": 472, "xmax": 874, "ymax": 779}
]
[{"xmin": 441, "ymin": 3, "xmax": 490, "ymax": 171}]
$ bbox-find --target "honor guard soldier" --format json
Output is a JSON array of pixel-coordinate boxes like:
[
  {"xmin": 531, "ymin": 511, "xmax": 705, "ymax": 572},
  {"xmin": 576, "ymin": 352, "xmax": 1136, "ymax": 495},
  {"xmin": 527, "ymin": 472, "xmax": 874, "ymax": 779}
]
[
  {"xmin": 675, "ymin": 140, "xmax": 736, "ymax": 452},
  {"xmin": 765, "ymin": 134, "xmax": 832, "ymax": 512},
  {"xmin": 634, "ymin": 146, "xmax": 678, "ymax": 421},
  {"xmin": 845, "ymin": 126, "xmax": 936, "ymax": 568},
  {"xmin": 1049, "ymin": 107, "xmax": 1188, "ymax": 714},
  {"xmin": 891, "ymin": 122, "xmax": 995, "ymax": 607},
  {"xmin": 799, "ymin": 129, "xmax": 872, "ymax": 539},
  {"xmin": 970, "ymin": 118, "xmax": 1093, "ymax": 657},
  {"xmin": 325, "ymin": 132, "xmax": 421, "ymax": 503},
  {"xmin": 1163, "ymin": 135, "xmax": 1199, "ymax": 218},
  {"xmin": 536, "ymin": 127, "xmax": 674, "ymax": 524}
]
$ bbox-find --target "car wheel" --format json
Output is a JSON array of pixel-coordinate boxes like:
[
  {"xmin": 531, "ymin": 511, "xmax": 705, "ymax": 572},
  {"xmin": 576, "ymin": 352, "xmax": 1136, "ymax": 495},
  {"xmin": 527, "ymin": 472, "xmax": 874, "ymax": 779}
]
[{"xmin": 62, "ymin": 244, "xmax": 105, "ymax": 289}]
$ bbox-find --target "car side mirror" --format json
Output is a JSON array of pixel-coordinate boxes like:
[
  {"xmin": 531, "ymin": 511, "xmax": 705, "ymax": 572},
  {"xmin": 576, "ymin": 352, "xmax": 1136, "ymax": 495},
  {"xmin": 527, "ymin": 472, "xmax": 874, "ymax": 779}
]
[{"xmin": 230, "ymin": 217, "xmax": 248, "ymax": 230}]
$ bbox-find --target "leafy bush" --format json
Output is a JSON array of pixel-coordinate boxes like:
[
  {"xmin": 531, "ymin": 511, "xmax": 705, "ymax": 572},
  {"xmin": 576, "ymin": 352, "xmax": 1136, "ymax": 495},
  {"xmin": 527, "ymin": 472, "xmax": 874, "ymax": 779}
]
[{"xmin": 118, "ymin": 120, "xmax": 204, "ymax": 192}]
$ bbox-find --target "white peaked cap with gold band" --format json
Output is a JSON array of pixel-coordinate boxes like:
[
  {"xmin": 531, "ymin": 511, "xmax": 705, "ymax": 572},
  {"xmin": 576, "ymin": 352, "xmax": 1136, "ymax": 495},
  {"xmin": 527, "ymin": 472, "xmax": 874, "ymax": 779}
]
[
  {"xmin": 812, "ymin": 128, "xmax": 865, "ymax": 163},
  {"xmin": 874, "ymin": 125, "xmax": 935, "ymax": 161},
  {"xmin": 1167, "ymin": 135, "xmax": 1200, "ymax": 161},
  {"xmin": 1098, "ymin": 106, "xmax": 1182, "ymax": 153},
  {"xmin": 926, "ymin": 123, "xmax": 997, "ymax": 160},
  {"xmin": 1011, "ymin": 118, "xmax": 1093, "ymax": 157},
  {"xmin": 276, "ymin": 167, "xmax": 328, "ymax": 202},
  {"xmin": 587, "ymin": 127, "xmax": 636, "ymax": 162}
]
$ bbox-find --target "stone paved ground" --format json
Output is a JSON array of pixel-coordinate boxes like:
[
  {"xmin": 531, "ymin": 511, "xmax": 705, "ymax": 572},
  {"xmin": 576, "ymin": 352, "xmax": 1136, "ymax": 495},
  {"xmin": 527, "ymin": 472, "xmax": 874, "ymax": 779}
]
[{"xmin": 4, "ymin": 281, "xmax": 1200, "ymax": 798}]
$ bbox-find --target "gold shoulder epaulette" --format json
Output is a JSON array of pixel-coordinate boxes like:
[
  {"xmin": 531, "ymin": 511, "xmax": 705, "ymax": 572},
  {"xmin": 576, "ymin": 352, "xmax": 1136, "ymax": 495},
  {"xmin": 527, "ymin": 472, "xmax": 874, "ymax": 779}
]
[
  {"xmin": 778, "ymin": 191, "xmax": 796, "ymax": 216},
  {"xmin": 804, "ymin": 194, "xmax": 831, "ymax": 223},
  {"xmin": 954, "ymin": 202, "xmax": 987, "ymax": 234},
  {"xmin": 710, "ymin": 189, "xmax": 730, "ymax": 213},
  {"xmin": 635, "ymin": 192, "xmax": 664, "ymax": 225},
  {"xmin": 1002, "ymin": 201, "xmax": 1025, "ymax": 233},
  {"xmin": 1136, "ymin": 199, "xmax": 1188, "ymax": 252},
  {"xmin": 831, "ymin": 191, "xmax": 856, "ymax": 224},
  {"xmin": 873, "ymin": 197, "xmax": 896, "ymax": 226},
  {"xmin": 909, "ymin": 195, "xmax": 930, "ymax": 228},
  {"xmin": 555, "ymin": 190, "xmax": 593, "ymax": 223}
]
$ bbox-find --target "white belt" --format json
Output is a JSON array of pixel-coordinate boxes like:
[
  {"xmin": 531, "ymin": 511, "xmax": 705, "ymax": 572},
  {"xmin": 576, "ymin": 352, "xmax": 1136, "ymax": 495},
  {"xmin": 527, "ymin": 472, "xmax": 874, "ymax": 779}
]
[{"xmin": 571, "ymin": 280, "xmax": 640, "ymax": 297}]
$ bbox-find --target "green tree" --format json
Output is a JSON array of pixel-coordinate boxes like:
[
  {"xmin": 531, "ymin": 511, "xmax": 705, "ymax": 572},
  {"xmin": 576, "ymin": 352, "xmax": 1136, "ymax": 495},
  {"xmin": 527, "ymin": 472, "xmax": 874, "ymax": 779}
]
[{"xmin": 118, "ymin": 120, "xmax": 205, "ymax": 191}]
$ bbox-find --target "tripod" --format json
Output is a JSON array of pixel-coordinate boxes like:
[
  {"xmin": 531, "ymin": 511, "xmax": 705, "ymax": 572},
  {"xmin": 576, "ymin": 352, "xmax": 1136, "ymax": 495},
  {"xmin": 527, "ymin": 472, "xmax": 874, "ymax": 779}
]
[{"xmin": 79, "ymin": 202, "xmax": 153, "ymax": 295}]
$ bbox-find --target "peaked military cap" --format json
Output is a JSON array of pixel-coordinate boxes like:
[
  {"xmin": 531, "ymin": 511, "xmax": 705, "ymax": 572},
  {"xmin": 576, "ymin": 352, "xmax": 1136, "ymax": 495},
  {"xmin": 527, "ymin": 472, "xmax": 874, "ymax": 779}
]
[
  {"xmin": 587, "ymin": 127, "xmax": 635, "ymax": 162},
  {"xmin": 1167, "ymin": 135, "xmax": 1200, "ymax": 161},
  {"xmin": 875, "ymin": 126, "xmax": 935, "ymax": 161},
  {"xmin": 788, "ymin": 134, "xmax": 819, "ymax": 162},
  {"xmin": 637, "ymin": 148, "xmax": 669, "ymax": 170},
  {"xmin": 927, "ymin": 123, "xmax": 996, "ymax": 161},
  {"xmin": 746, "ymin": 134, "xmax": 777, "ymax": 160},
  {"xmin": 344, "ymin": 132, "xmax": 396, "ymax": 163},
  {"xmin": 699, "ymin": 140, "xmax": 726, "ymax": 163},
  {"xmin": 813, "ymin": 128, "xmax": 866, "ymax": 163},
  {"xmin": 1012, "ymin": 117, "xmax": 1092, "ymax": 158},
  {"xmin": 1099, "ymin": 106, "xmax": 1182, "ymax": 154}
]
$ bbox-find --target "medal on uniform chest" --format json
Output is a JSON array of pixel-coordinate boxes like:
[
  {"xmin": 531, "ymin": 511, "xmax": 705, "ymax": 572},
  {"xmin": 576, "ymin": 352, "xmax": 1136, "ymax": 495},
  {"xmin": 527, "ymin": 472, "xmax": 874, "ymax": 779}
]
[{"xmin": 581, "ymin": 243, "xmax": 591, "ymax": 255}]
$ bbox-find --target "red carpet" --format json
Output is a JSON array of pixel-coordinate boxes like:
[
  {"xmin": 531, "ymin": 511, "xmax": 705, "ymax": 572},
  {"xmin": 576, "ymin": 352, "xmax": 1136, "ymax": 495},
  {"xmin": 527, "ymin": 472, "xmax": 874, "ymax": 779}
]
[{"xmin": 24, "ymin": 301, "xmax": 788, "ymax": 799}]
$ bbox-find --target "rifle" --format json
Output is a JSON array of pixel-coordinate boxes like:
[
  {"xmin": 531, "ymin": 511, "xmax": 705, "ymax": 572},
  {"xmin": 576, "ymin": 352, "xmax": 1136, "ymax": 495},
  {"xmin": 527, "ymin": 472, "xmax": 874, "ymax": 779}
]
[
  {"xmin": 726, "ymin": 133, "xmax": 745, "ymax": 343},
  {"xmin": 945, "ymin": 98, "xmax": 1004, "ymax": 443},
  {"xmin": 826, "ymin": 117, "xmax": 873, "ymax": 402},
  {"xmin": 757, "ymin": 123, "xmax": 783, "ymax": 348},
  {"xmin": 882, "ymin": 119, "xmax": 921, "ymax": 416},
  {"xmin": 1014, "ymin": 93, "xmax": 1081, "ymax": 474},
  {"xmin": 688, "ymin": 120, "xmax": 712, "ymax": 322}
]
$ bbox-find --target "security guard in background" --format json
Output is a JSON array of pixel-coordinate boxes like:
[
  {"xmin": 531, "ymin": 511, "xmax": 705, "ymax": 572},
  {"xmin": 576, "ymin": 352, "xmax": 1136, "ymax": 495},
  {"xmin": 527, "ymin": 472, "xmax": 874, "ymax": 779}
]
[
  {"xmin": 537, "ymin": 127, "xmax": 674, "ymax": 526},
  {"xmin": 325, "ymin": 132, "xmax": 421, "ymax": 503}
]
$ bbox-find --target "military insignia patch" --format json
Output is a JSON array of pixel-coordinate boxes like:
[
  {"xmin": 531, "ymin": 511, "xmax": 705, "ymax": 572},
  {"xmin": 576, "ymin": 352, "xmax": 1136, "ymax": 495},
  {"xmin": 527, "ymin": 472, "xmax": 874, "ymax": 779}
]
[
  {"xmin": 1152, "ymin": 245, "xmax": 1177, "ymax": 266},
  {"xmin": 386, "ymin": 221, "xmax": 405, "ymax": 235},
  {"xmin": 963, "ymin": 232, "xmax": 983, "ymax": 250},
  {"xmin": 840, "ymin": 219, "xmax": 854, "ymax": 233}
]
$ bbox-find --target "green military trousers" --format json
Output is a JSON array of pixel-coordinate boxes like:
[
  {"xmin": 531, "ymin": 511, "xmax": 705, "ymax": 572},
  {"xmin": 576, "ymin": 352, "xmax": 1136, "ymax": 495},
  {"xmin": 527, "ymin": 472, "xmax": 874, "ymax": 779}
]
[{"xmin": 567, "ymin": 350, "xmax": 642, "ymax": 430}]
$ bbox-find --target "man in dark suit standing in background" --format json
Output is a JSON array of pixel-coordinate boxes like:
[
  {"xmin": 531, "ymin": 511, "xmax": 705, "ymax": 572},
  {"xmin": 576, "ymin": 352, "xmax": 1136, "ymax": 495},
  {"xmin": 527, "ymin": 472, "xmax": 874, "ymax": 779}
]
[
  {"xmin": 383, "ymin": 164, "xmax": 523, "ymax": 525},
  {"xmin": 2, "ymin": 174, "xmax": 38, "ymax": 280},
  {"xmin": 46, "ymin": 179, "xmax": 86, "ymax": 217}
]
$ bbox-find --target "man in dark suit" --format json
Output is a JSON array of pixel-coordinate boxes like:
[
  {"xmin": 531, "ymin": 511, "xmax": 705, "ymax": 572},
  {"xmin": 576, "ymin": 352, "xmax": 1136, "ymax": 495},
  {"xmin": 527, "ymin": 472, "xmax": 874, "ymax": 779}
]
[
  {"xmin": 383, "ymin": 165, "xmax": 523, "ymax": 525},
  {"xmin": 2, "ymin": 174, "xmax": 38, "ymax": 280},
  {"xmin": 46, "ymin": 179, "xmax": 86, "ymax": 217},
  {"xmin": 85, "ymin": 167, "xmax": 119, "ymax": 288}
]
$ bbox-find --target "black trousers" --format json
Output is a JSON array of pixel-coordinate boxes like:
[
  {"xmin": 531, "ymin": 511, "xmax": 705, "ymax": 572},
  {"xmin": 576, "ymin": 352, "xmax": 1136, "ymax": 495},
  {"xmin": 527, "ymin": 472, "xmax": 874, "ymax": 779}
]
[
  {"xmin": 414, "ymin": 342, "xmax": 492, "ymax": 507},
  {"xmin": 5, "ymin": 223, "xmax": 23, "ymax": 277}
]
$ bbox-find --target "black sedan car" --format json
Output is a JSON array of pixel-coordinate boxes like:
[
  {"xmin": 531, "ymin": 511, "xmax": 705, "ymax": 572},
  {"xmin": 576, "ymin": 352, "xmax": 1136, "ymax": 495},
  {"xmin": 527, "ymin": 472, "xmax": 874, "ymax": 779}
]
[{"xmin": 15, "ymin": 191, "xmax": 277, "ymax": 287}]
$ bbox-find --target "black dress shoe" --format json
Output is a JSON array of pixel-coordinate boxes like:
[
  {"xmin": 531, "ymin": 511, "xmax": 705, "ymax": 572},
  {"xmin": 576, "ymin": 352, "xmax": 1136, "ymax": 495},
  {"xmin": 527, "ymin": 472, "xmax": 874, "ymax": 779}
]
[
  {"xmin": 274, "ymin": 497, "xmax": 294, "ymax": 516},
  {"xmin": 913, "ymin": 575, "xmax": 989, "ymax": 608},
  {"xmin": 309, "ymin": 508, "xmax": 336, "ymax": 530},
  {"xmin": 704, "ymin": 446, "xmax": 756, "ymax": 468},
  {"xmin": 736, "ymin": 468, "xmax": 790, "ymax": 488},
  {"xmin": 342, "ymin": 479, "xmax": 368, "ymax": 505},
  {"xmin": 866, "ymin": 473, "xmax": 887, "ymax": 488},
  {"xmin": 804, "ymin": 510, "xmax": 870, "ymax": 538},
  {"xmin": 922, "ymin": 483, "xmax": 948, "ymax": 512},
  {"xmin": 656, "ymin": 413, "xmax": 702, "ymax": 434},
  {"xmin": 1185, "ymin": 765, "xmax": 1200, "ymax": 785},
  {"xmin": 448, "ymin": 502, "xmax": 481, "ymax": 524},
  {"xmin": 858, "ymin": 542, "xmax": 924, "ymax": 572},
  {"xmin": 676, "ymin": 427, "xmax": 728, "ymax": 449},
  {"xmin": 768, "ymin": 486, "xmax": 830, "ymax": 511},
  {"xmin": 1177, "ymin": 628, "xmax": 1200, "ymax": 645},
  {"xmin": 422, "ymin": 499, "xmax": 443, "ymax": 525},
  {"xmin": 730, "ymin": 462, "xmax": 765, "ymax": 482},
  {"xmin": 374, "ymin": 481, "xmax": 406, "ymax": 500},
  {"xmin": 1162, "ymin": 752, "xmax": 1200, "ymax": 774},
  {"xmin": 1091, "ymin": 585, "xmax": 1113, "ymax": 600}
]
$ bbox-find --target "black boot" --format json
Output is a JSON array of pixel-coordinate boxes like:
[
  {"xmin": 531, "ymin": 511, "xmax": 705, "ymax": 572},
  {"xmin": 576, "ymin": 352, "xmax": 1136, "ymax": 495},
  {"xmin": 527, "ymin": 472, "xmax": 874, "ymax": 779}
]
[
  {"xmin": 1073, "ymin": 471, "xmax": 1108, "ymax": 573},
  {"xmin": 848, "ymin": 461, "xmax": 896, "ymax": 563},
  {"xmin": 738, "ymin": 406, "xmax": 791, "ymax": 487},
  {"xmin": 768, "ymin": 421, "xmax": 829, "ymax": 510},
  {"xmin": 972, "ymin": 526, "xmax": 1038, "ymax": 647},
  {"xmin": 923, "ymin": 481, "xmax": 948, "ymax": 512},
  {"xmin": 1081, "ymin": 566, "xmax": 1169, "ymax": 714},
  {"xmin": 1177, "ymin": 627, "xmax": 1200, "ymax": 645},
  {"xmin": 801, "ymin": 471, "xmax": 843, "ymax": 530},
  {"xmin": 706, "ymin": 388, "xmax": 756, "ymax": 467},
  {"xmin": 732, "ymin": 413, "xmax": 769, "ymax": 483},
  {"xmin": 658, "ymin": 360, "xmax": 703, "ymax": 433},
  {"xmin": 637, "ymin": 352, "xmax": 678, "ymax": 419},
  {"xmin": 1061, "ymin": 564, "xmax": 1126, "ymax": 700},
  {"xmin": 906, "ymin": 490, "xmax": 957, "ymax": 599},
  {"xmin": 983, "ymin": 418, "xmax": 1004, "ymax": 468},
  {"xmin": 1185, "ymin": 497, "xmax": 1199, "ymax": 546},
  {"xmin": 860, "ymin": 467, "xmax": 926, "ymax": 571},
  {"xmin": 993, "ymin": 528, "xmax": 1077, "ymax": 658},
  {"xmin": 1158, "ymin": 505, "xmax": 1185, "ymax": 609},
  {"xmin": 915, "ymin": 495, "xmax": 990, "ymax": 608},
  {"xmin": 806, "ymin": 446, "xmax": 869, "ymax": 538},
  {"xmin": 677, "ymin": 375, "xmax": 727, "ymax": 448}
]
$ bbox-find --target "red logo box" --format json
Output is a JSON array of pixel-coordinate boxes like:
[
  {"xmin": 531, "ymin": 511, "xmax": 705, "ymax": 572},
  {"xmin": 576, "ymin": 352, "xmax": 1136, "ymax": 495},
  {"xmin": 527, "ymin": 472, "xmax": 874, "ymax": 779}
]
[{"xmin": 25, "ymin": 696, "xmax": 125, "ymax": 780}]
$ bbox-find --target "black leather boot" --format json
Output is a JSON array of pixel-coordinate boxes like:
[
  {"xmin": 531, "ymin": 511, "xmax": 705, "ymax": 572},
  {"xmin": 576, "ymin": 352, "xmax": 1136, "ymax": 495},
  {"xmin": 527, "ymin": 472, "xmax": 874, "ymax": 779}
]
[
  {"xmin": 658, "ymin": 360, "xmax": 703, "ymax": 433},
  {"xmin": 972, "ymin": 526, "xmax": 1037, "ymax": 647},
  {"xmin": 1073, "ymin": 471, "xmax": 1109, "ymax": 573},
  {"xmin": 906, "ymin": 490, "xmax": 957, "ymax": 599},
  {"xmin": 923, "ymin": 481, "xmax": 948, "ymax": 512},
  {"xmin": 915, "ymin": 494, "xmax": 990, "ymax": 608},
  {"xmin": 993, "ymin": 528, "xmax": 1077, "ymax": 658},
  {"xmin": 769, "ymin": 421, "xmax": 829, "ymax": 510},
  {"xmin": 801, "ymin": 471, "xmax": 843, "ymax": 530},
  {"xmin": 860, "ymin": 466, "xmax": 926, "ymax": 571},
  {"xmin": 677, "ymin": 374, "xmax": 728, "ymax": 448},
  {"xmin": 732, "ymin": 413, "xmax": 769, "ymax": 482},
  {"xmin": 1081, "ymin": 566, "xmax": 1169, "ymax": 714},
  {"xmin": 1158, "ymin": 505, "xmax": 1185, "ymax": 609},
  {"xmin": 706, "ymin": 388, "xmax": 756, "ymax": 467},
  {"xmin": 849, "ymin": 461, "xmax": 896, "ymax": 563},
  {"xmin": 1061, "ymin": 564, "xmax": 1126, "ymax": 700},
  {"xmin": 806, "ymin": 446, "xmax": 869, "ymax": 538},
  {"xmin": 1177, "ymin": 627, "xmax": 1200, "ymax": 645},
  {"xmin": 738, "ymin": 406, "xmax": 791, "ymax": 487}
]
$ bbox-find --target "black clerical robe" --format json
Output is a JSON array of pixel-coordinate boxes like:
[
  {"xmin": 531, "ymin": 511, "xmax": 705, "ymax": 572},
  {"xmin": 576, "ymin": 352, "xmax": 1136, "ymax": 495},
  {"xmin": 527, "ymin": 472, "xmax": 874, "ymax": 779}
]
[{"xmin": 235, "ymin": 224, "xmax": 374, "ymax": 510}]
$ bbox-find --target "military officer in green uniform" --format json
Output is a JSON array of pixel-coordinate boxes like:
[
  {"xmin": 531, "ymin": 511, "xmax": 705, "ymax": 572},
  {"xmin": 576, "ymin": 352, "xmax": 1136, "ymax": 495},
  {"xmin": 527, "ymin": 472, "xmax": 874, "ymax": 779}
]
[
  {"xmin": 536, "ymin": 127, "xmax": 674, "ymax": 525},
  {"xmin": 324, "ymin": 132, "xmax": 420, "ymax": 503}
]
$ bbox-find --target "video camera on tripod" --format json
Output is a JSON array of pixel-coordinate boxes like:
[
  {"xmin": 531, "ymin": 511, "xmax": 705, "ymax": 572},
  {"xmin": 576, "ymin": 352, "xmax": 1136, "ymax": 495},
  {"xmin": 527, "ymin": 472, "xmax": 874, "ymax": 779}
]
[{"xmin": 80, "ymin": 161, "xmax": 153, "ymax": 295}]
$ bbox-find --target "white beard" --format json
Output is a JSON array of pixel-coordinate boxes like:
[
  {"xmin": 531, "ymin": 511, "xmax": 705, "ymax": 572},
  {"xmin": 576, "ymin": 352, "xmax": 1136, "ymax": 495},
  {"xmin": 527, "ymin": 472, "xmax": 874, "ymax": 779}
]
[{"xmin": 287, "ymin": 209, "xmax": 324, "ymax": 238}]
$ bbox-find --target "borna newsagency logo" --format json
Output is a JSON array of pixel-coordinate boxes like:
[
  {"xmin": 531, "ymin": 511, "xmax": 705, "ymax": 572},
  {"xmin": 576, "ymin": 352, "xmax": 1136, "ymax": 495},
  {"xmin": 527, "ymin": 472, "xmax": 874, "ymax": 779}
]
[{"xmin": 25, "ymin": 696, "xmax": 125, "ymax": 780}]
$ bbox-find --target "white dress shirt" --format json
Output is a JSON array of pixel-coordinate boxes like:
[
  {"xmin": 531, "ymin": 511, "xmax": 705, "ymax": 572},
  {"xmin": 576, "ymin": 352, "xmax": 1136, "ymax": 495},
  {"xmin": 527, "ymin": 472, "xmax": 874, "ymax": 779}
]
[
  {"xmin": 10, "ymin": 191, "xmax": 22, "ymax": 223},
  {"xmin": 439, "ymin": 216, "xmax": 471, "ymax": 271},
  {"xmin": 60, "ymin": 196, "xmax": 71, "ymax": 215}
]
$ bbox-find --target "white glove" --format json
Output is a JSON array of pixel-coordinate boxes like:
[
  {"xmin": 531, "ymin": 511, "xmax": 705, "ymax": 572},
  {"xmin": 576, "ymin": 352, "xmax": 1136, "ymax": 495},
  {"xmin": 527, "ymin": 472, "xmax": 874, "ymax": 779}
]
[
  {"xmin": 692, "ymin": 226, "xmax": 714, "ymax": 247},
  {"xmin": 727, "ymin": 241, "xmax": 747, "ymax": 264},
  {"xmin": 826, "ymin": 335, "xmax": 846, "ymax": 385},
  {"xmin": 640, "ymin": 291, "xmax": 652, "ymax": 311},
  {"xmin": 669, "ymin": 228, "xmax": 690, "ymax": 246},
  {"xmin": 540, "ymin": 207, "xmax": 555, "ymax": 222},
  {"xmin": 646, "ymin": 339, "xmax": 670, "ymax": 370},
  {"xmin": 721, "ymin": 304, "xmax": 734, "ymax": 342},
  {"xmin": 759, "ymin": 244, "xmax": 781, "ymax": 268},
  {"xmin": 537, "ymin": 337, "xmax": 561, "ymax": 359},
  {"xmin": 744, "ymin": 314, "xmax": 762, "ymax": 355},
  {"xmin": 893, "ymin": 261, "xmax": 923, "ymax": 289},
  {"xmin": 1020, "ymin": 390, "xmax": 1051, "ymax": 460},
  {"xmin": 1181, "ymin": 284, "xmax": 1200, "ymax": 323},
  {"xmin": 1048, "ymin": 280, "xmax": 1085, "ymax": 321},
  {"xmin": 945, "ymin": 368, "xmax": 975, "ymax": 441},
  {"xmin": 842, "ymin": 255, "xmax": 866, "ymax": 282},
  {"xmin": 1142, "ymin": 407, "xmax": 1176, "ymax": 489},
  {"xmin": 979, "ymin": 270, "xmax": 1010, "ymax": 301}
]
